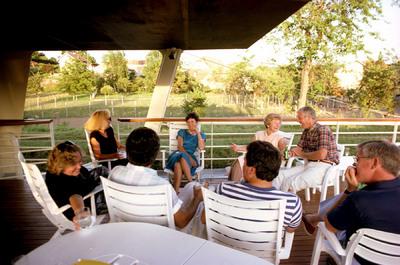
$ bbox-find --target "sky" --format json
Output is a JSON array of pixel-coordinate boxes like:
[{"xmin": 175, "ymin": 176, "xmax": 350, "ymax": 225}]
[{"xmin": 43, "ymin": 0, "xmax": 400, "ymax": 70}]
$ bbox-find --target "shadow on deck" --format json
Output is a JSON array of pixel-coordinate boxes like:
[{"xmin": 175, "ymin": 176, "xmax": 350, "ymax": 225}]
[{"xmin": 0, "ymin": 174, "xmax": 337, "ymax": 265}]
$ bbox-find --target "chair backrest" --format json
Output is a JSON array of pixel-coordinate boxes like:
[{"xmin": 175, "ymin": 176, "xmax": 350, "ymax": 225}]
[
  {"xmin": 84, "ymin": 129, "xmax": 98, "ymax": 165},
  {"xmin": 281, "ymin": 132, "xmax": 295, "ymax": 149},
  {"xmin": 168, "ymin": 122, "xmax": 201, "ymax": 152},
  {"xmin": 337, "ymin": 144, "xmax": 345, "ymax": 158},
  {"xmin": 19, "ymin": 154, "xmax": 74, "ymax": 232},
  {"xmin": 101, "ymin": 177, "xmax": 175, "ymax": 229},
  {"xmin": 345, "ymin": 228, "xmax": 400, "ymax": 265},
  {"xmin": 202, "ymin": 187, "xmax": 288, "ymax": 265}
]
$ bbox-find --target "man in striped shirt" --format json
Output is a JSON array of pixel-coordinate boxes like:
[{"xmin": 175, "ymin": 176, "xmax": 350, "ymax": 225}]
[{"xmin": 215, "ymin": 140, "xmax": 303, "ymax": 231}]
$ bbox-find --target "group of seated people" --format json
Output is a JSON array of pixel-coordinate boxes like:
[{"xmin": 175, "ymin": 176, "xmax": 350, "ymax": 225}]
[{"xmin": 44, "ymin": 106, "xmax": 400, "ymax": 265}]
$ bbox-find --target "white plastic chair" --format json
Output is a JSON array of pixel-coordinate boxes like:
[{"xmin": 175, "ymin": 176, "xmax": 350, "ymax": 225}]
[
  {"xmin": 286, "ymin": 144, "xmax": 344, "ymax": 202},
  {"xmin": 19, "ymin": 153, "xmax": 103, "ymax": 239},
  {"xmin": 161, "ymin": 122, "xmax": 205, "ymax": 181},
  {"xmin": 84, "ymin": 129, "xmax": 116, "ymax": 170},
  {"xmin": 101, "ymin": 176, "xmax": 175, "ymax": 229},
  {"xmin": 202, "ymin": 187, "xmax": 294, "ymax": 265},
  {"xmin": 311, "ymin": 222, "xmax": 400, "ymax": 265}
]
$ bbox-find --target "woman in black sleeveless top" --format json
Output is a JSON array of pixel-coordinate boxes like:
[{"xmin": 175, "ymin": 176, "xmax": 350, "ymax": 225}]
[{"xmin": 84, "ymin": 109, "xmax": 128, "ymax": 168}]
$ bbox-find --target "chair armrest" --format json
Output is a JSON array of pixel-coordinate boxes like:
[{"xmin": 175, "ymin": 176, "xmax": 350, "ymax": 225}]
[
  {"xmin": 199, "ymin": 149, "xmax": 205, "ymax": 168},
  {"xmin": 279, "ymin": 231, "xmax": 294, "ymax": 259},
  {"xmin": 83, "ymin": 184, "xmax": 103, "ymax": 217},
  {"xmin": 317, "ymin": 222, "xmax": 346, "ymax": 256}
]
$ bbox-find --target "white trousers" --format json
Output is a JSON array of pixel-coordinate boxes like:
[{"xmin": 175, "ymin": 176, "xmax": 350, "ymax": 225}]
[
  {"xmin": 177, "ymin": 182, "xmax": 206, "ymax": 239},
  {"xmin": 273, "ymin": 161, "xmax": 331, "ymax": 192}
]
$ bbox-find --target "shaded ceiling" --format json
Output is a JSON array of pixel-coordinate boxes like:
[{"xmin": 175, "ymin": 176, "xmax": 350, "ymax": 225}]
[{"xmin": 2, "ymin": 0, "xmax": 308, "ymax": 51}]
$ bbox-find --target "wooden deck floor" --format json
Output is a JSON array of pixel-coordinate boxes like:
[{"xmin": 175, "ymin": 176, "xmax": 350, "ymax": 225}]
[{"xmin": 0, "ymin": 178, "xmax": 335, "ymax": 265}]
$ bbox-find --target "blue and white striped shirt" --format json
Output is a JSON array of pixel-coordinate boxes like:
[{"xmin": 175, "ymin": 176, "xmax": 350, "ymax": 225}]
[{"xmin": 217, "ymin": 182, "xmax": 302, "ymax": 228}]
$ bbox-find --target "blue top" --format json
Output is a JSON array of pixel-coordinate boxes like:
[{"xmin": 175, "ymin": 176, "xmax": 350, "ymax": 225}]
[
  {"xmin": 165, "ymin": 129, "xmax": 206, "ymax": 175},
  {"xmin": 178, "ymin": 129, "xmax": 206, "ymax": 155}
]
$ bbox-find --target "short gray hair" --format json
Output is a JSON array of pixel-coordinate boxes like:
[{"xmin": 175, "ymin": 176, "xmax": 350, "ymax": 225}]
[
  {"xmin": 298, "ymin": 106, "xmax": 316, "ymax": 119},
  {"xmin": 358, "ymin": 140, "xmax": 400, "ymax": 177}
]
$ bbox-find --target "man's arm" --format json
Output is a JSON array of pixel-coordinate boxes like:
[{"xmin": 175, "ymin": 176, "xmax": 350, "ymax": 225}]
[
  {"xmin": 173, "ymin": 186, "xmax": 203, "ymax": 228},
  {"xmin": 323, "ymin": 166, "xmax": 359, "ymax": 232},
  {"xmin": 300, "ymin": 148, "xmax": 328, "ymax": 161}
]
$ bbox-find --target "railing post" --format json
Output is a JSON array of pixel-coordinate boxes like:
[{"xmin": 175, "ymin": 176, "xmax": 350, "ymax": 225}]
[
  {"xmin": 392, "ymin": 123, "xmax": 398, "ymax": 143},
  {"xmin": 117, "ymin": 120, "xmax": 121, "ymax": 143},
  {"xmin": 335, "ymin": 121, "xmax": 340, "ymax": 144},
  {"xmin": 49, "ymin": 121, "xmax": 55, "ymax": 148},
  {"xmin": 211, "ymin": 122, "xmax": 214, "ymax": 170}
]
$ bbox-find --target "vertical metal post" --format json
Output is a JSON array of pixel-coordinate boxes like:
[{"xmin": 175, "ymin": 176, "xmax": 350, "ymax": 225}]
[
  {"xmin": 49, "ymin": 121, "xmax": 55, "ymax": 148},
  {"xmin": 211, "ymin": 122, "xmax": 214, "ymax": 170},
  {"xmin": 392, "ymin": 123, "xmax": 398, "ymax": 143},
  {"xmin": 335, "ymin": 122, "xmax": 340, "ymax": 144}
]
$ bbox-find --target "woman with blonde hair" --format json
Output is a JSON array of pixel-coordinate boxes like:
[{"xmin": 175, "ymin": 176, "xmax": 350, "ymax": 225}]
[
  {"xmin": 84, "ymin": 109, "xmax": 127, "ymax": 168},
  {"xmin": 45, "ymin": 141, "xmax": 105, "ymax": 219},
  {"xmin": 229, "ymin": 113, "xmax": 289, "ymax": 181}
]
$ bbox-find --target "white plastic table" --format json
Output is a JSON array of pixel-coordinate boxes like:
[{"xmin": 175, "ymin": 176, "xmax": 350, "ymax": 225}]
[{"xmin": 16, "ymin": 222, "xmax": 271, "ymax": 265}]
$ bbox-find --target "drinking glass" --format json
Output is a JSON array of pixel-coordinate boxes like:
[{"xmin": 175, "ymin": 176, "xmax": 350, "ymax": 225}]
[{"xmin": 74, "ymin": 207, "xmax": 93, "ymax": 229}]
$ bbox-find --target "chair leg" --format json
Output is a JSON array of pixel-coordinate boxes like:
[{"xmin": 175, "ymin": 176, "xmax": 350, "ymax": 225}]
[
  {"xmin": 312, "ymin": 187, "xmax": 317, "ymax": 194},
  {"xmin": 305, "ymin": 188, "xmax": 311, "ymax": 201},
  {"xmin": 310, "ymin": 227, "xmax": 323, "ymax": 265}
]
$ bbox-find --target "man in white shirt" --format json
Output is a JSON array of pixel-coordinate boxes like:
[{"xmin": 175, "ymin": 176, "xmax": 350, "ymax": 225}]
[{"xmin": 109, "ymin": 127, "xmax": 203, "ymax": 230}]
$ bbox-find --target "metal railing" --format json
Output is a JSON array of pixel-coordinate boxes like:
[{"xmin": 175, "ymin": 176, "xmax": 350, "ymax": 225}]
[
  {"xmin": 0, "ymin": 119, "xmax": 54, "ymax": 179},
  {"xmin": 117, "ymin": 117, "xmax": 400, "ymax": 168}
]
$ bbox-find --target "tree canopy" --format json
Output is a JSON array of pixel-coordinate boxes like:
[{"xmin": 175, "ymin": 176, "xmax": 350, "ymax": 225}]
[{"xmin": 269, "ymin": 0, "xmax": 382, "ymax": 108}]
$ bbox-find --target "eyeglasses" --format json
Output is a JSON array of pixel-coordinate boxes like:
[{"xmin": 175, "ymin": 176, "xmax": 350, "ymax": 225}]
[
  {"xmin": 57, "ymin": 140, "xmax": 75, "ymax": 152},
  {"xmin": 353, "ymin": 156, "xmax": 370, "ymax": 163}
]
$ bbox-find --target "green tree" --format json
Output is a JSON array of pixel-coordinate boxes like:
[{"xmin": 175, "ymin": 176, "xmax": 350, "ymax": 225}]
[
  {"xmin": 269, "ymin": 0, "xmax": 382, "ymax": 108},
  {"xmin": 103, "ymin": 51, "xmax": 129, "ymax": 92},
  {"xmin": 142, "ymin": 51, "xmax": 162, "ymax": 92},
  {"xmin": 354, "ymin": 57, "xmax": 397, "ymax": 115},
  {"xmin": 309, "ymin": 63, "xmax": 342, "ymax": 101},
  {"xmin": 182, "ymin": 90, "xmax": 208, "ymax": 116},
  {"xmin": 57, "ymin": 52, "xmax": 96, "ymax": 94},
  {"xmin": 173, "ymin": 69, "xmax": 204, "ymax": 94},
  {"xmin": 100, "ymin": 85, "xmax": 114, "ymax": 95},
  {"xmin": 225, "ymin": 60, "xmax": 264, "ymax": 98},
  {"xmin": 27, "ymin": 52, "xmax": 59, "ymax": 95}
]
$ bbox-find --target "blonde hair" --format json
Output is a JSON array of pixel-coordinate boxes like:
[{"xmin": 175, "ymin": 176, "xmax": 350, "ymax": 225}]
[
  {"xmin": 47, "ymin": 142, "xmax": 82, "ymax": 175},
  {"xmin": 263, "ymin": 113, "xmax": 282, "ymax": 128},
  {"xmin": 84, "ymin": 109, "xmax": 111, "ymax": 131}
]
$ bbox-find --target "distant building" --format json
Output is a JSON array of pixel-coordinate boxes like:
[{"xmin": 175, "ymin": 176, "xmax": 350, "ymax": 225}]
[{"xmin": 127, "ymin": 59, "xmax": 146, "ymax": 76}]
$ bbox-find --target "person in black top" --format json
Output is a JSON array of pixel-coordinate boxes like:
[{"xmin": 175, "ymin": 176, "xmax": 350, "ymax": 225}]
[
  {"xmin": 45, "ymin": 141, "xmax": 103, "ymax": 220},
  {"xmin": 84, "ymin": 109, "xmax": 128, "ymax": 168}
]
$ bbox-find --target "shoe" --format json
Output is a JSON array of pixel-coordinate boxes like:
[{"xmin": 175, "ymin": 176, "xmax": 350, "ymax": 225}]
[{"xmin": 302, "ymin": 213, "xmax": 316, "ymax": 235}]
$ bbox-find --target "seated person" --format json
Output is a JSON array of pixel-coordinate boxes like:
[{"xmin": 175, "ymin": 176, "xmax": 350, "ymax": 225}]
[
  {"xmin": 273, "ymin": 106, "xmax": 339, "ymax": 193},
  {"xmin": 109, "ymin": 127, "xmax": 205, "ymax": 234},
  {"xmin": 45, "ymin": 141, "xmax": 106, "ymax": 220},
  {"xmin": 302, "ymin": 140, "xmax": 400, "ymax": 264},
  {"xmin": 84, "ymin": 109, "xmax": 127, "ymax": 168},
  {"xmin": 165, "ymin": 112, "xmax": 206, "ymax": 192},
  {"xmin": 203, "ymin": 141, "xmax": 303, "ymax": 233},
  {"xmin": 229, "ymin": 113, "xmax": 289, "ymax": 181}
]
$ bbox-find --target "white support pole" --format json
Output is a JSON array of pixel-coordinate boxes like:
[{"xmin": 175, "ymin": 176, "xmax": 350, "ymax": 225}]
[{"xmin": 145, "ymin": 48, "xmax": 182, "ymax": 133}]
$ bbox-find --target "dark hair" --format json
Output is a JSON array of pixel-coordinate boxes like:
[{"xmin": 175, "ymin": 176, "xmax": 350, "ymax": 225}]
[
  {"xmin": 185, "ymin": 112, "xmax": 199, "ymax": 122},
  {"xmin": 245, "ymin": 141, "xmax": 281, "ymax": 181},
  {"xmin": 126, "ymin": 127, "xmax": 160, "ymax": 166}
]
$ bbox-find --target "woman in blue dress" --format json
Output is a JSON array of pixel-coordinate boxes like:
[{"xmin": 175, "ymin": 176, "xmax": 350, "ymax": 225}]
[{"xmin": 166, "ymin": 112, "xmax": 206, "ymax": 192}]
